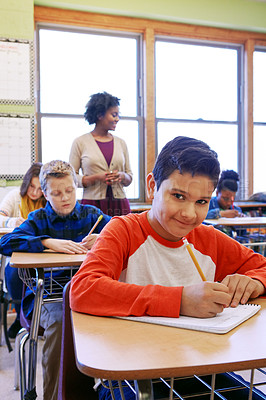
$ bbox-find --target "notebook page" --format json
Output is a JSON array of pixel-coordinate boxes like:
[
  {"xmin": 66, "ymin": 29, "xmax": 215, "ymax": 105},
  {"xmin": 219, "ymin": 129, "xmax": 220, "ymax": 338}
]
[{"xmin": 117, "ymin": 304, "xmax": 261, "ymax": 334}]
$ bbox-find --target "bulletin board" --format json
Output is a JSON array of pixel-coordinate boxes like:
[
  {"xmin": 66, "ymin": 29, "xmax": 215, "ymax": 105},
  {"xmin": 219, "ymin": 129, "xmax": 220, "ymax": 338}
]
[
  {"xmin": 0, "ymin": 114, "xmax": 36, "ymax": 180},
  {"xmin": 0, "ymin": 38, "xmax": 34, "ymax": 105}
]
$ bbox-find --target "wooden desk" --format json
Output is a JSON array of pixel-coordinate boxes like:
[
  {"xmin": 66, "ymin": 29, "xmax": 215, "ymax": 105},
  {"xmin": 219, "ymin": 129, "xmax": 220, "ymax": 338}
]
[
  {"xmin": 10, "ymin": 251, "xmax": 86, "ymax": 269},
  {"xmin": 235, "ymin": 201, "xmax": 266, "ymax": 215},
  {"xmin": 0, "ymin": 227, "xmax": 13, "ymax": 237},
  {"xmin": 10, "ymin": 251, "xmax": 86, "ymax": 400},
  {"xmin": 204, "ymin": 217, "xmax": 266, "ymax": 227},
  {"xmin": 130, "ymin": 203, "xmax": 151, "ymax": 213},
  {"xmin": 72, "ymin": 298, "xmax": 266, "ymax": 399}
]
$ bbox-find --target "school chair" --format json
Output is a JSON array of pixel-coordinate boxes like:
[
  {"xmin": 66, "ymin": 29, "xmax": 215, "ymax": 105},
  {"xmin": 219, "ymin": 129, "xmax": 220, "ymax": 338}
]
[
  {"xmin": 58, "ymin": 281, "xmax": 97, "ymax": 400},
  {"xmin": 14, "ymin": 284, "xmax": 44, "ymax": 399},
  {"xmin": 0, "ymin": 254, "xmax": 16, "ymax": 352}
]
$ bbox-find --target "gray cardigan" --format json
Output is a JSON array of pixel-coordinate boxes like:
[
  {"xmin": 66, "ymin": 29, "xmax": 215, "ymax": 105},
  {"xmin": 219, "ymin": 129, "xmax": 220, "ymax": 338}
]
[{"xmin": 69, "ymin": 132, "xmax": 133, "ymax": 200}]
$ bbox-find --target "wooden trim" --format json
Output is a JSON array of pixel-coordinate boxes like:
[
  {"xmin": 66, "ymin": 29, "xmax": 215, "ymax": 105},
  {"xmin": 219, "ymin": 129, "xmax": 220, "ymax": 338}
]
[
  {"xmin": 244, "ymin": 39, "xmax": 254, "ymax": 197},
  {"xmin": 143, "ymin": 28, "xmax": 156, "ymax": 189},
  {"xmin": 34, "ymin": 6, "xmax": 266, "ymax": 43}
]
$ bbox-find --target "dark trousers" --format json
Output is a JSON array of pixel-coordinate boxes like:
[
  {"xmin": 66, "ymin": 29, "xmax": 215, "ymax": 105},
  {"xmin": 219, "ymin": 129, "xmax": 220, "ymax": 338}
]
[{"xmin": 5, "ymin": 261, "xmax": 23, "ymax": 319}]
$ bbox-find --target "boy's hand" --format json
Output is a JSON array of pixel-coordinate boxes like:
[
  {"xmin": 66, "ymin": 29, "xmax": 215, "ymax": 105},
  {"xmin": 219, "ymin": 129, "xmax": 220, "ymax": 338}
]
[
  {"xmin": 15, "ymin": 217, "xmax": 25, "ymax": 227},
  {"xmin": 41, "ymin": 238, "xmax": 87, "ymax": 254},
  {"xmin": 220, "ymin": 209, "xmax": 240, "ymax": 218},
  {"xmin": 81, "ymin": 233, "xmax": 99, "ymax": 250},
  {"xmin": 180, "ymin": 282, "xmax": 231, "ymax": 318},
  {"xmin": 220, "ymin": 274, "xmax": 265, "ymax": 307}
]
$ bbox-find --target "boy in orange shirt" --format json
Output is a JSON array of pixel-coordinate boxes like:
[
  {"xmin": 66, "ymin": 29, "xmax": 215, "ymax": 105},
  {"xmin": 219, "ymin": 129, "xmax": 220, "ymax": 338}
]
[{"xmin": 71, "ymin": 136, "xmax": 266, "ymax": 400}]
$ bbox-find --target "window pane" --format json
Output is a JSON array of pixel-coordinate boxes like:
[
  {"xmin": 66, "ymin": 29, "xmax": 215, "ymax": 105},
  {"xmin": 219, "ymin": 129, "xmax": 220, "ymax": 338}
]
[
  {"xmin": 39, "ymin": 29, "xmax": 137, "ymax": 117},
  {"xmin": 156, "ymin": 41, "xmax": 238, "ymax": 121},
  {"xmin": 253, "ymin": 126, "xmax": 266, "ymax": 193},
  {"xmin": 254, "ymin": 50, "xmax": 266, "ymax": 123},
  {"xmin": 41, "ymin": 117, "xmax": 88, "ymax": 164},
  {"xmin": 41, "ymin": 117, "xmax": 139, "ymax": 200},
  {"xmin": 157, "ymin": 122, "xmax": 238, "ymax": 174},
  {"xmin": 114, "ymin": 120, "xmax": 139, "ymax": 199}
]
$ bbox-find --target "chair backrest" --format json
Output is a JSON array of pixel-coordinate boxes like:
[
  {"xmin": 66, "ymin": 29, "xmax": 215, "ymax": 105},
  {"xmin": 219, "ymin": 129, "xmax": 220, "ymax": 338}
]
[
  {"xmin": 58, "ymin": 281, "xmax": 97, "ymax": 400},
  {"xmin": 20, "ymin": 284, "xmax": 44, "ymax": 335}
]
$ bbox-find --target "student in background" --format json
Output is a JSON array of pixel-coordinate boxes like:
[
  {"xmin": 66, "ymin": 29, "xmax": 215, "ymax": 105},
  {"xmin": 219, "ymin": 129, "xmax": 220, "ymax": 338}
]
[
  {"xmin": 0, "ymin": 162, "xmax": 46, "ymax": 228},
  {"xmin": 0, "ymin": 160, "xmax": 111, "ymax": 400},
  {"xmin": 70, "ymin": 136, "xmax": 266, "ymax": 400},
  {"xmin": 0, "ymin": 162, "xmax": 46, "ymax": 338},
  {"xmin": 206, "ymin": 169, "xmax": 245, "ymax": 219},
  {"xmin": 69, "ymin": 91, "xmax": 133, "ymax": 216}
]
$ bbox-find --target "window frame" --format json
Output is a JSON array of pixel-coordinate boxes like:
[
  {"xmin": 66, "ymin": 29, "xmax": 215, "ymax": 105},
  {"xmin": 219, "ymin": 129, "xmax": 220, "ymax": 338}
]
[
  {"xmin": 253, "ymin": 45, "xmax": 266, "ymax": 194},
  {"xmin": 35, "ymin": 23, "xmax": 144, "ymax": 201},
  {"xmin": 34, "ymin": 5, "xmax": 266, "ymax": 200},
  {"xmin": 154, "ymin": 36, "xmax": 245, "ymax": 196}
]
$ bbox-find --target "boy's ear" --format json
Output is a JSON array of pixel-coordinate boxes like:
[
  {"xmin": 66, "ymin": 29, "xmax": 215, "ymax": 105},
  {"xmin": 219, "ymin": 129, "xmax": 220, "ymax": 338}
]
[{"xmin": 146, "ymin": 173, "xmax": 156, "ymax": 200}]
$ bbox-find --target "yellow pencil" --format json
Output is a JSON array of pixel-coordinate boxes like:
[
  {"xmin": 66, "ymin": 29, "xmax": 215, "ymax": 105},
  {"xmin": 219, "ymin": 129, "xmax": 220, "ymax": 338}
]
[
  {"xmin": 183, "ymin": 237, "xmax": 206, "ymax": 281},
  {"xmin": 88, "ymin": 215, "xmax": 103, "ymax": 235}
]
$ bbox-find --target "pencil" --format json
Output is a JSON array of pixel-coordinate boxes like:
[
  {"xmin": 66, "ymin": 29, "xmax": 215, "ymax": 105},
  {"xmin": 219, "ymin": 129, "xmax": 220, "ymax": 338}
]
[
  {"xmin": 183, "ymin": 237, "xmax": 206, "ymax": 281},
  {"xmin": 88, "ymin": 215, "xmax": 103, "ymax": 235}
]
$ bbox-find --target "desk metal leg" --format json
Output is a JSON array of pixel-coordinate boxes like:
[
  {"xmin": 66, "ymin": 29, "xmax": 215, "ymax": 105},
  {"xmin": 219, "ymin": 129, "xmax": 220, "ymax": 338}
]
[
  {"xmin": 134, "ymin": 380, "xmax": 154, "ymax": 400},
  {"xmin": 23, "ymin": 268, "xmax": 44, "ymax": 400}
]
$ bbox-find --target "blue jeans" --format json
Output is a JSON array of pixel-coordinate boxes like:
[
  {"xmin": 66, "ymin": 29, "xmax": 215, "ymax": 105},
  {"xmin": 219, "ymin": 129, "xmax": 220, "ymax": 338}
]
[
  {"xmin": 5, "ymin": 261, "xmax": 23, "ymax": 319},
  {"xmin": 98, "ymin": 380, "xmax": 135, "ymax": 400}
]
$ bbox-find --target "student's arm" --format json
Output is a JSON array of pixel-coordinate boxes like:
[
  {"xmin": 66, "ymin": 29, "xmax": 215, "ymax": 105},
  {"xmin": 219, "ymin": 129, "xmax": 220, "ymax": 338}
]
[
  {"xmin": 0, "ymin": 189, "xmax": 25, "ymax": 228},
  {"xmin": 41, "ymin": 238, "xmax": 87, "ymax": 254},
  {"xmin": 70, "ymin": 217, "xmax": 183, "ymax": 318},
  {"xmin": 206, "ymin": 208, "xmax": 221, "ymax": 219},
  {"xmin": 0, "ymin": 212, "xmax": 50, "ymax": 256},
  {"xmin": 213, "ymin": 228, "xmax": 266, "ymax": 305}
]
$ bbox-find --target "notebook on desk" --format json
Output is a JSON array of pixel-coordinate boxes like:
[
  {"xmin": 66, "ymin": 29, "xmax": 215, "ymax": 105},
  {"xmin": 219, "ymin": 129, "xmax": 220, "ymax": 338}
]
[{"xmin": 117, "ymin": 304, "xmax": 261, "ymax": 334}]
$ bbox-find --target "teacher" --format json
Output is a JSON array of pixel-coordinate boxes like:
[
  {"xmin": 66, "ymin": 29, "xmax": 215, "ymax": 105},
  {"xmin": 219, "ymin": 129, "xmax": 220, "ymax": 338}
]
[{"xmin": 69, "ymin": 92, "xmax": 133, "ymax": 216}]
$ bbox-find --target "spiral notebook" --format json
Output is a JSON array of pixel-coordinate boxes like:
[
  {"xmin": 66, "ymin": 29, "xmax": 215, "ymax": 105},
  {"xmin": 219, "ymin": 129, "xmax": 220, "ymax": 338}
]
[{"xmin": 117, "ymin": 303, "xmax": 261, "ymax": 334}]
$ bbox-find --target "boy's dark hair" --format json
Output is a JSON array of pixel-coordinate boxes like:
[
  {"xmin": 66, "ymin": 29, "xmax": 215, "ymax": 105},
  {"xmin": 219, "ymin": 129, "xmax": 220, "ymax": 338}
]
[
  {"xmin": 153, "ymin": 136, "xmax": 220, "ymax": 190},
  {"xmin": 217, "ymin": 170, "xmax": 239, "ymax": 193},
  {"xmin": 20, "ymin": 162, "xmax": 43, "ymax": 197},
  {"xmin": 84, "ymin": 92, "xmax": 120, "ymax": 124}
]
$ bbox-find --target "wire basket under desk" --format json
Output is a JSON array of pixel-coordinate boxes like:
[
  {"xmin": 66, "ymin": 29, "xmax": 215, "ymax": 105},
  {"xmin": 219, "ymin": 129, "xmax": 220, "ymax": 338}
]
[
  {"xmin": 101, "ymin": 370, "xmax": 266, "ymax": 400},
  {"xmin": 18, "ymin": 266, "xmax": 78, "ymax": 301}
]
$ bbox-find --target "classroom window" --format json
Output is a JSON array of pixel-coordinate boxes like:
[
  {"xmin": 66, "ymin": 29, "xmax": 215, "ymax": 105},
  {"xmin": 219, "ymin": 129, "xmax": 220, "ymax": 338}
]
[
  {"xmin": 253, "ymin": 48, "xmax": 266, "ymax": 194},
  {"xmin": 36, "ymin": 26, "xmax": 143, "ymax": 200},
  {"xmin": 155, "ymin": 39, "xmax": 241, "ymax": 192}
]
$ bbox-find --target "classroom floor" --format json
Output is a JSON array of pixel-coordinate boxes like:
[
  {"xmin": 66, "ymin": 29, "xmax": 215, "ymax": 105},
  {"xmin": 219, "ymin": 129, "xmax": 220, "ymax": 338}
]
[{"xmin": 0, "ymin": 313, "xmax": 43, "ymax": 400}]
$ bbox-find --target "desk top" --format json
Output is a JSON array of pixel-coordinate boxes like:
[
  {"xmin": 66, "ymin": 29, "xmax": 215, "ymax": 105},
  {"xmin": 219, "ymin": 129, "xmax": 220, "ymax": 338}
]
[
  {"xmin": 10, "ymin": 251, "xmax": 87, "ymax": 268},
  {"xmin": 0, "ymin": 227, "xmax": 13, "ymax": 236},
  {"xmin": 204, "ymin": 217, "xmax": 266, "ymax": 227},
  {"xmin": 235, "ymin": 201, "xmax": 266, "ymax": 209},
  {"xmin": 72, "ymin": 298, "xmax": 266, "ymax": 381}
]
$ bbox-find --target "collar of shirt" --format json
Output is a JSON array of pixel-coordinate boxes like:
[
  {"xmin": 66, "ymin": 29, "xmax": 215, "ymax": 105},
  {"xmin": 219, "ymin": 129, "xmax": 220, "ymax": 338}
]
[{"xmin": 45, "ymin": 201, "xmax": 81, "ymax": 222}]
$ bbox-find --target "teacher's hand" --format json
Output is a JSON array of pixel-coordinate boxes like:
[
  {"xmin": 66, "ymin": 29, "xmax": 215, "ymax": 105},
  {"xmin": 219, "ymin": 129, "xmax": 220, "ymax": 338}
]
[
  {"xmin": 82, "ymin": 173, "xmax": 109, "ymax": 187},
  {"xmin": 105, "ymin": 170, "xmax": 120, "ymax": 185}
]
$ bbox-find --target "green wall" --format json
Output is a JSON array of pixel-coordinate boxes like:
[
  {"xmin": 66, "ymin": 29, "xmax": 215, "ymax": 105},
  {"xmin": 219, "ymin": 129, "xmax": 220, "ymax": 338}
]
[
  {"xmin": 34, "ymin": 0, "xmax": 266, "ymax": 33},
  {"xmin": 0, "ymin": 0, "xmax": 34, "ymax": 39}
]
